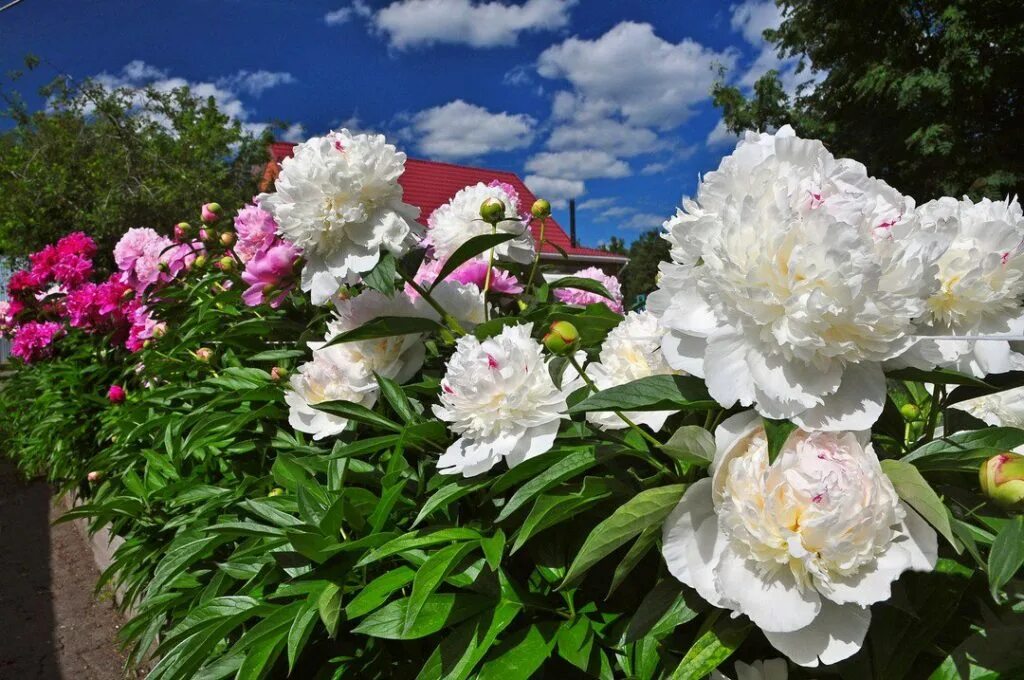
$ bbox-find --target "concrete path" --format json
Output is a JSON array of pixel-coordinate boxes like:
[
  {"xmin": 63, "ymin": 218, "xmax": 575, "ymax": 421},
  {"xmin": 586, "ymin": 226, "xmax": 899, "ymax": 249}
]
[{"xmin": 0, "ymin": 459, "xmax": 131, "ymax": 679}]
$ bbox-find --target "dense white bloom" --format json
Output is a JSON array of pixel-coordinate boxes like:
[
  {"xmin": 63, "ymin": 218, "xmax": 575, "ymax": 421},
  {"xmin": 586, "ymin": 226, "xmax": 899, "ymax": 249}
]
[
  {"xmin": 433, "ymin": 323, "xmax": 578, "ymax": 477},
  {"xmin": 426, "ymin": 182, "xmax": 534, "ymax": 264},
  {"xmin": 662, "ymin": 412, "xmax": 937, "ymax": 666},
  {"xmin": 285, "ymin": 343, "xmax": 379, "ymax": 440},
  {"xmin": 951, "ymin": 385, "xmax": 1024, "ymax": 428},
  {"xmin": 424, "ymin": 280, "xmax": 487, "ymax": 329},
  {"xmin": 912, "ymin": 196, "xmax": 1024, "ymax": 377},
  {"xmin": 586, "ymin": 310, "xmax": 680, "ymax": 431},
  {"xmin": 711, "ymin": 659, "xmax": 788, "ymax": 680},
  {"xmin": 261, "ymin": 130, "xmax": 421, "ymax": 305},
  {"xmin": 648, "ymin": 126, "xmax": 950, "ymax": 430}
]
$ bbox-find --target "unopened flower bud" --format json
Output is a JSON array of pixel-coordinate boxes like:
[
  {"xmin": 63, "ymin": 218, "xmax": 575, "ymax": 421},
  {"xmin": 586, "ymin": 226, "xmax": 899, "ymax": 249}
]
[
  {"xmin": 87, "ymin": 471, "xmax": 102, "ymax": 483},
  {"xmin": 543, "ymin": 320, "xmax": 579, "ymax": 354},
  {"xmin": 174, "ymin": 222, "xmax": 191, "ymax": 240},
  {"xmin": 193, "ymin": 255, "xmax": 208, "ymax": 269},
  {"xmin": 201, "ymin": 202, "xmax": 223, "ymax": 224},
  {"xmin": 107, "ymin": 384, "xmax": 126, "ymax": 404},
  {"xmin": 220, "ymin": 232, "xmax": 236, "ymax": 247},
  {"xmin": 268, "ymin": 487, "xmax": 285, "ymax": 497},
  {"xmin": 980, "ymin": 453, "xmax": 1024, "ymax": 510},
  {"xmin": 531, "ymin": 198, "xmax": 551, "ymax": 219},
  {"xmin": 479, "ymin": 197, "xmax": 506, "ymax": 225},
  {"xmin": 218, "ymin": 256, "xmax": 234, "ymax": 272},
  {"xmin": 195, "ymin": 347, "xmax": 213, "ymax": 362},
  {"xmin": 270, "ymin": 366, "xmax": 287, "ymax": 382},
  {"xmin": 899, "ymin": 404, "xmax": 920, "ymax": 420}
]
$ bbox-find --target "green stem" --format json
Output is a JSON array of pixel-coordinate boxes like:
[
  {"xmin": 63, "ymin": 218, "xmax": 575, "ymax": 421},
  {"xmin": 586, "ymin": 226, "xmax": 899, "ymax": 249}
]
[
  {"xmin": 923, "ymin": 384, "xmax": 945, "ymax": 442},
  {"xmin": 397, "ymin": 270, "xmax": 466, "ymax": 337},
  {"xmin": 524, "ymin": 216, "xmax": 547, "ymax": 293},
  {"xmin": 481, "ymin": 223, "xmax": 498, "ymax": 322}
]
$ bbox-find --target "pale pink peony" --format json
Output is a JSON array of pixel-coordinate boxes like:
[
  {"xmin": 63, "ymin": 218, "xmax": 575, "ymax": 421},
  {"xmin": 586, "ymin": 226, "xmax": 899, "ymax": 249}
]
[
  {"xmin": 241, "ymin": 241, "xmax": 301, "ymax": 308},
  {"xmin": 234, "ymin": 203, "xmax": 280, "ymax": 264},
  {"xmin": 407, "ymin": 257, "xmax": 523, "ymax": 299},
  {"xmin": 553, "ymin": 266, "xmax": 624, "ymax": 313}
]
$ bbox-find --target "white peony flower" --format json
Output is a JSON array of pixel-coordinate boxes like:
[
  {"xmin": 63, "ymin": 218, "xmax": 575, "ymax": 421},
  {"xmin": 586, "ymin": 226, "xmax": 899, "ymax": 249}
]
[
  {"xmin": 662, "ymin": 411, "xmax": 937, "ymax": 667},
  {"xmin": 912, "ymin": 196, "xmax": 1024, "ymax": 377},
  {"xmin": 648, "ymin": 126, "xmax": 950, "ymax": 431},
  {"xmin": 433, "ymin": 323, "xmax": 578, "ymax": 477},
  {"xmin": 950, "ymin": 385, "xmax": 1024, "ymax": 428},
  {"xmin": 421, "ymin": 280, "xmax": 487, "ymax": 329},
  {"xmin": 261, "ymin": 130, "xmax": 421, "ymax": 305},
  {"xmin": 285, "ymin": 343, "xmax": 379, "ymax": 440},
  {"xmin": 327, "ymin": 289, "xmax": 428, "ymax": 383},
  {"xmin": 426, "ymin": 183, "xmax": 534, "ymax": 265},
  {"xmin": 711, "ymin": 659, "xmax": 788, "ymax": 680},
  {"xmin": 586, "ymin": 310, "xmax": 681, "ymax": 432}
]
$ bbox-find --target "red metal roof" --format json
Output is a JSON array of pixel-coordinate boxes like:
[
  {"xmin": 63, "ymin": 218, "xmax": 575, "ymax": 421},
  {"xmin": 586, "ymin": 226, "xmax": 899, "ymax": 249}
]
[{"xmin": 264, "ymin": 142, "xmax": 627, "ymax": 263}]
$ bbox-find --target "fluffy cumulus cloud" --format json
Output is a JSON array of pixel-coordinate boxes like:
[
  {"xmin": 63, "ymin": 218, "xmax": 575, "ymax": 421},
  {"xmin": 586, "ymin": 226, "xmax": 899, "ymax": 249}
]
[
  {"xmin": 706, "ymin": 119, "xmax": 740, "ymax": 149},
  {"xmin": 523, "ymin": 175, "xmax": 584, "ymax": 208},
  {"xmin": 90, "ymin": 60, "xmax": 298, "ymax": 137},
  {"xmin": 729, "ymin": 0, "xmax": 819, "ymax": 94},
  {"xmin": 406, "ymin": 100, "xmax": 536, "ymax": 160},
  {"xmin": 364, "ymin": 0, "xmax": 577, "ymax": 49},
  {"xmin": 537, "ymin": 22, "xmax": 736, "ymax": 130},
  {"xmin": 730, "ymin": 0, "xmax": 783, "ymax": 44},
  {"xmin": 324, "ymin": 7, "xmax": 354, "ymax": 25},
  {"xmin": 525, "ymin": 150, "xmax": 630, "ymax": 181}
]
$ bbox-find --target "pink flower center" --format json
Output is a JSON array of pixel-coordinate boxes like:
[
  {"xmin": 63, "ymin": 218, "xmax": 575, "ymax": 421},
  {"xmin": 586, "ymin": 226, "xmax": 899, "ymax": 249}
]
[{"xmin": 486, "ymin": 354, "xmax": 499, "ymax": 370}]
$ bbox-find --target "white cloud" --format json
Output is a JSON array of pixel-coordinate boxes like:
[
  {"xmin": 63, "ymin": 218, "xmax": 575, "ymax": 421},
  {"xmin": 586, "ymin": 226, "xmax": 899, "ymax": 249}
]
[
  {"xmin": 622, "ymin": 212, "xmax": 664, "ymax": 230},
  {"xmin": 525, "ymin": 150, "xmax": 630, "ymax": 181},
  {"xmin": 281, "ymin": 123, "xmax": 306, "ymax": 142},
  {"xmin": 730, "ymin": 0, "xmax": 783, "ymax": 45},
  {"xmin": 577, "ymin": 197, "xmax": 616, "ymax": 211},
  {"xmin": 406, "ymin": 99, "xmax": 535, "ymax": 160},
  {"xmin": 728, "ymin": 1, "xmax": 820, "ymax": 96},
  {"xmin": 324, "ymin": 7, "xmax": 353, "ymax": 25},
  {"xmin": 640, "ymin": 162, "xmax": 669, "ymax": 175},
  {"xmin": 537, "ymin": 22, "xmax": 736, "ymax": 129},
  {"xmin": 370, "ymin": 0, "xmax": 576, "ymax": 49},
  {"xmin": 706, "ymin": 119, "xmax": 739, "ymax": 148},
  {"xmin": 523, "ymin": 174, "xmax": 584, "ymax": 208},
  {"xmin": 547, "ymin": 116, "xmax": 658, "ymax": 156},
  {"xmin": 218, "ymin": 70, "xmax": 296, "ymax": 97}
]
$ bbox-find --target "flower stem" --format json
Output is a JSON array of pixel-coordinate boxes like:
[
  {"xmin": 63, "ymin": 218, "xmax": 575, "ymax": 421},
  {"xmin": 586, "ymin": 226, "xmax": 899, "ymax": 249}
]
[
  {"xmin": 397, "ymin": 269, "xmax": 466, "ymax": 337},
  {"xmin": 923, "ymin": 384, "xmax": 945, "ymax": 442},
  {"xmin": 481, "ymin": 223, "xmax": 497, "ymax": 322},
  {"xmin": 524, "ymin": 216, "xmax": 547, "ymax": 293}
]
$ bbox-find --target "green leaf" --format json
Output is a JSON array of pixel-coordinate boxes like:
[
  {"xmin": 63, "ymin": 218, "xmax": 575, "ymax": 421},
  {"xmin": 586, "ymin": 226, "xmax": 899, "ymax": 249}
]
[
  {"xmin": 429, "ymin": 232, "xmax": 519, "ymax": 291},
  {"xmin": 887, "ymin": 367, "xmax": 993, "ymax": 388},
  {"xmin": 511, "ymin": 477, "xmax": 615, "ymax": 554},
  {"xmin": 607, "ymin": 524, "xmax": 658, "ymax": 597},
  {"xmin": 377, "ymin": 373, "xmax": 419, "ymax": 423},
  {"xmin": 481, "ymin": 530, "xmax": 505, "ymax": 571},
  {"xmin": 317, "ymin": 582, "xmax": 342, "ymax": 636},
  {"xmin": 352, "ymin": 593, "xmax": 493, "ymax": 640},
  {"xmin": 568, "ymin": 375, "xmax": 715, "ymax": 414},
  {"xmin": 668, "ymin": 612, "xmax": 751, "ymax": 680},
  {"xmin": 417, "ymin": 602, "xmax": 522, "ymax": 680},
  {"xmin": 987, "ymin": 515, "xmax": 1024, "ymax": 600},
  {"xmin": 311, "ymin": 399, "xmax": 403, "ymax": 432},
  {"xmin": 624, "ymin": 580, "xmax": 700, "ymax": 643},
  {"xmin": 562, "ymin": 484, "xmax": 687, "ymax": 588},
  {"xmin": 902, "ymin": 427, "xmax": 1024, "ymax": 472},
  {"xmin": 357, "ymin": 528, "xmax": 483, "ymax": 567},
  {"xmin": 323, "ymin": 315, "xmax": 441, "ymax": 347},
  {"xmin": 495, "ymin": 445, "xmax": 605, "ymax": 522},
  {"xmin": 286, "ymin": 599, "xmax": 320, "ymax": 672},
  {"xmin": 363, "ymin": 251, "xmax": 397, "ymax": 296},
  {"xmin": 880, "ymin": 459, "xmax": 960, "ymax": 551},
  {"xmin": 413, "ymin": 478, "xmax": 489, "ymax": 527},
  {"xmin": 660, "ymin": 426, "xmax": 715, "ymax": 466},
  {"xmin": 345, "ymin": 566, "xmax": 416, "ymax": 619},
  {"xmin": 477, "ymin": 623, "xmax": 559, "ymax": 680},
  {"xmin": 763, "ymin": 417, "xmax": 798, "ymax": 464},
  {"xmin": 548, "ymin": 276, "xmax": 614, "ymax": 301},
  {"xmin": 403, "ymin": 542, "xmax": 480, "ymax": 635}
]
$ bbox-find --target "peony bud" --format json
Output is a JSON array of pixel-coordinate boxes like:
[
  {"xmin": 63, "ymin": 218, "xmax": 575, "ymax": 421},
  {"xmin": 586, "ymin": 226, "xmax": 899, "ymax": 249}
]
[
  {"xmin": 107, "ymin": 384, "xmax": 126, "ymax": 404},
  {"xmin": 270, "ymin": 366, "xmax": 287, "ymax": 382},
  {"xmin": 479, "ymin": 197, "xmax": 506, "ymax": 225},
  {"xmin": 193, "ymin": 255, "xmax": 208, "ymax": 270},
  {"xmin": 268, "ymin": 487, "xmax": 285, "ymax": 497},
  {"xmin": 543, "ymin": 320, "xmax": 579, "ymax": 354},
  {"xmin": 531, "ymin": 198, "xmax": 551, "ymax": 219},
  {"xmin": 220, "ymin": 232, "xmax": 236, "ymax": 247},
  {"xmin": 899, "ymin": 404, "xmax": 920, "ymax": 420},
  {"xmin": 980, "ymin": 453, "xmax": 1024, "ymax": 510},
  {"xmin": 218, "ymin": 256, "xmax": 234, "ymax": 272},
  {"xmin": 174, "ymin": 222, "xmax": 191, "ymax": 240},
  {"xmin": 201, "ymin": 202, "xmax": 223, "ymax": 224},
  {"xmin": 87, "ymin": 471, "xmax": 102, "ymax": 483},
  {"xmin": 195, "ymin": 347, "xmax": 213, "ymax": 362}
]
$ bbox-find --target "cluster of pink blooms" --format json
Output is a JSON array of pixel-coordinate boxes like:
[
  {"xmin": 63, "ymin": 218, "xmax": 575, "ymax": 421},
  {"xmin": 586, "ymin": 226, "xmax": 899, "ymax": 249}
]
[
  {"xmin": 407, "ymin": 257, "xmax": 523, "ymax": 299},
  {"xmin": 234, "ymin": 203, "xmax": 301, "ymax": 308},
  {"xmin": 553, "ymin": 266, "xmax": 624, "ymax": 313},
  {"xmin": 113, "ymin": 227, "xmax": 203, "ymax": 294}
]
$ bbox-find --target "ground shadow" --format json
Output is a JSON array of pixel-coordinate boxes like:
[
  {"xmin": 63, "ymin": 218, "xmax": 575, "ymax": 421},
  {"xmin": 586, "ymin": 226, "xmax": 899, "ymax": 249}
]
[{"xmin": 0, "ymin": 457, "xmax": 60, "ymax": 678}]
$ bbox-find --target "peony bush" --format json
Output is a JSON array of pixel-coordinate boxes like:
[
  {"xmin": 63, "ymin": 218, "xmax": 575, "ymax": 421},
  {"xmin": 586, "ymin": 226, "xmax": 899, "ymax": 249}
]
[{"xmin": 2, "ymin": 126, "xmax": 1024, "ymax": 679}]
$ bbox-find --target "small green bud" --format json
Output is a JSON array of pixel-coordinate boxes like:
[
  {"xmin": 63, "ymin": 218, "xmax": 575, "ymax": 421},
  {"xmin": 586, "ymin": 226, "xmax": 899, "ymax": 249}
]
[
  {"xmin": 268, "ymin": 487, "xmax": 285, "ymax": 497},
  {"xmin": 220, "ymin": 232, "xmax": 236, "ymax": 247},
  {"xmin": 980, "ymin": 453, "xmax": 1024, "ymax": 510},
  {"xmin": 543, "ymin": 320, "xmax": 579, "ymax": 354},
  {"xmin": 479, "ymin": 197, "xmax": 506, "ymax": 225},
  {"xmin": 195, "ymin": 347, "xmax": 213, "ymax": 362},
  {"xmin": 201, "ymin": 202, "xmax": 223, "ymax": 223},
  {"xmin": 218, "ymin": 256, "xmax": 234, "ymax": 272},
  {"xmin": 531, "ymin": 198, "xmax": 551, "ymax": 219},
  {"xmin": 193, "ymin": 255, "xmax": 208, "ymax": 269},
  {"xmin": 899, "ymin": 403, "xmax": 920, "ymax": 420}
]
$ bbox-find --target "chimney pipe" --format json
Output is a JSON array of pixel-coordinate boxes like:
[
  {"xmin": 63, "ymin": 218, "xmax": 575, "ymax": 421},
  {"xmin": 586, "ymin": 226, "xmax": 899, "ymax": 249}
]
[{"xmin": 569, "ymin": 198, "xmax": 577, "ymax": 248}]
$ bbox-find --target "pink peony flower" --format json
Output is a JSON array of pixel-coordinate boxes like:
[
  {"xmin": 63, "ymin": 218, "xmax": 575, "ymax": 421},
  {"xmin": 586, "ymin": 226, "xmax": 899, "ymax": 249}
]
[
  {"xmin": 125, "ymin": 303, "xmax": 163, "ymax": 352},
  {"xmin": 95, "ymin": 275, "xmax": 131, "ymax": 316},
  {"xmin": 10, "ymin": 321, "xmax": 63, "ymax": 363},
  {"xmin": 115, "ymin": 228, "xmax": 171, "ymax": 292},
  {"xmin": 553, "ymin": 266, "xmax": 624, "ymax": 313},
  {"xmin": 407, "ymin": 257, "xmax": 523, "ymax": 299},
  {"xmin": 7, "ymin": 269, "xmax": 40, "ymax": 298},
  {"xmin": 234, "ymin": 203, "xmax": 280, "ymax": 264},
  {"xmin": 56, "ymin": 231, "xmax": 97, "ymax": 259},
  {"xmin": 64, "ymin": 283, "xmax": 100, "ymax": 328},
  {"xmin": 107, "ymin": 384, "xmax": 126, "ymax": 403},
  {"xmin": 241, "ymin": 241, "xmax": 301, "ymax": 308}
]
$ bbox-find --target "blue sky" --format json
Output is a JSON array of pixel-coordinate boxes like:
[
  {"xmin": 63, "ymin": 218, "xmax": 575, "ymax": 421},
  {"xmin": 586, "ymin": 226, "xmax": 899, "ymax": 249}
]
[{"xmin": 0, "ymin": 0, "xmax": 804, "ymax": 247}]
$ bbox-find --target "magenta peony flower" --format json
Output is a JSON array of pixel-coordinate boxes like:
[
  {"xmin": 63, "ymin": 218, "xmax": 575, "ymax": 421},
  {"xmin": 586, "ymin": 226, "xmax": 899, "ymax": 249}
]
[
  {"xmin": 553, "ymin": 266, "xmax": 624, "ymax": 313},
  {"xmin": 241, "ymin": 241, "xmax": 301, "ymax": 308},
  {"xmin": 95, "ymin": 275, "xmax": 131, "ymax": 316},
  {"xmin": 64, "ymin": 283, "xmax": 100, "ymax": 328},
  {"xmin": 234, "ymin": 204, "xmax": 280, "ymax": 264},
  {"xmin": 10, "ymin": 321, "xmax": 63, "ymax": 363},
  {"xmin": 56, "ymin": 231, "xmax": 97, "ymax": 259},
  {"xmin": 107, "ymin": 384, "xmax": 126, "ymax": 404},
  {"xmin": 407, "ymin": 257, "xmax": 523, "ymax": 299},
  {"xmin": 125, "ymin": 303, "xmax": 164, "ymax": 352}
]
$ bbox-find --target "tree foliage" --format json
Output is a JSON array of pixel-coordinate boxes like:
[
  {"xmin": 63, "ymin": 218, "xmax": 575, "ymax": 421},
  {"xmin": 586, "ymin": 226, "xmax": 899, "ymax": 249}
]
[
  {"xmin": 614, "ymin": 230, "xmax": 669, "ymax": 309},
  {"xmin": 0, "ymin": 63, "xmax": 270, "ymax": 263},
  {"xmin": 712, "ymin": 0, "xmax": 1024, "ymax": 199}
]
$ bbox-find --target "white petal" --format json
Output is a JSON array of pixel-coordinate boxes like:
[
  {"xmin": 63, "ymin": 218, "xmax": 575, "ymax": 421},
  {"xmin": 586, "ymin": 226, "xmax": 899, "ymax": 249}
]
[
  {"xmin": 711, "ymin": 410, "xmax": 762, "ymax": 474},
  {"xmin": 823, "ymin": 543, "xmax": 909, "ymax": 606},
  {"xmin": 627, "ymin": 409, "xmax": 674, "ymax": 432},
  {"xmin": 661, "ymin": 478, "xmax": 726, "ymax": 607},
  {"xmin": 715, "ymin": 546, "xmax": 821, "ymax": 633},
  {"xmin": 437, "ymin": 437, "xmax": 501, "ymax": 477},
  {"xmin": 505, "ymin": 419, "xmax": 561, "ymax": 468},
  {"xmin": 763, "ymin": 600, "xmax": 870, "ymax": 667},
  {"xmin": 748, "ymin": 352, "xmax": 841, "ymax": 419},
  {"xmin": 793, "ymin": 362, "xmax": 886, "ymax": 431},
  {"xmin": 661, "ymin": 286, "xmax": 719, "ymax": 335},
  {"xmin": 661, "ymin": 331, "xmax": 707, "ymax": 377},
  {"xmin": 900, "ymin": 505, "xmax": 939, "ymax": 572},
  {"xmin": 704, "ymin": 333, "xmax": 756, "ymax": 408}
]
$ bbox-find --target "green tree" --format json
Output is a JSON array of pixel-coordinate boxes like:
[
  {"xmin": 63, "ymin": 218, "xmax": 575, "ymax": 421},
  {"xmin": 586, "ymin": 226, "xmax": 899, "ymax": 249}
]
[
  {"xmin": 0, "ymin": 63, "xmax": 271, "ymax": 262},
  {"xmin": 599, "ymin": 235, "xmax": 627, "ymax": 255},
  {"xmin": 619, "ymin": 229, "xmax": 669, "ymax": 308},
  {"xmin": 712, "ymin": 0, "xmax": 1024, "ymax": 200}
]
